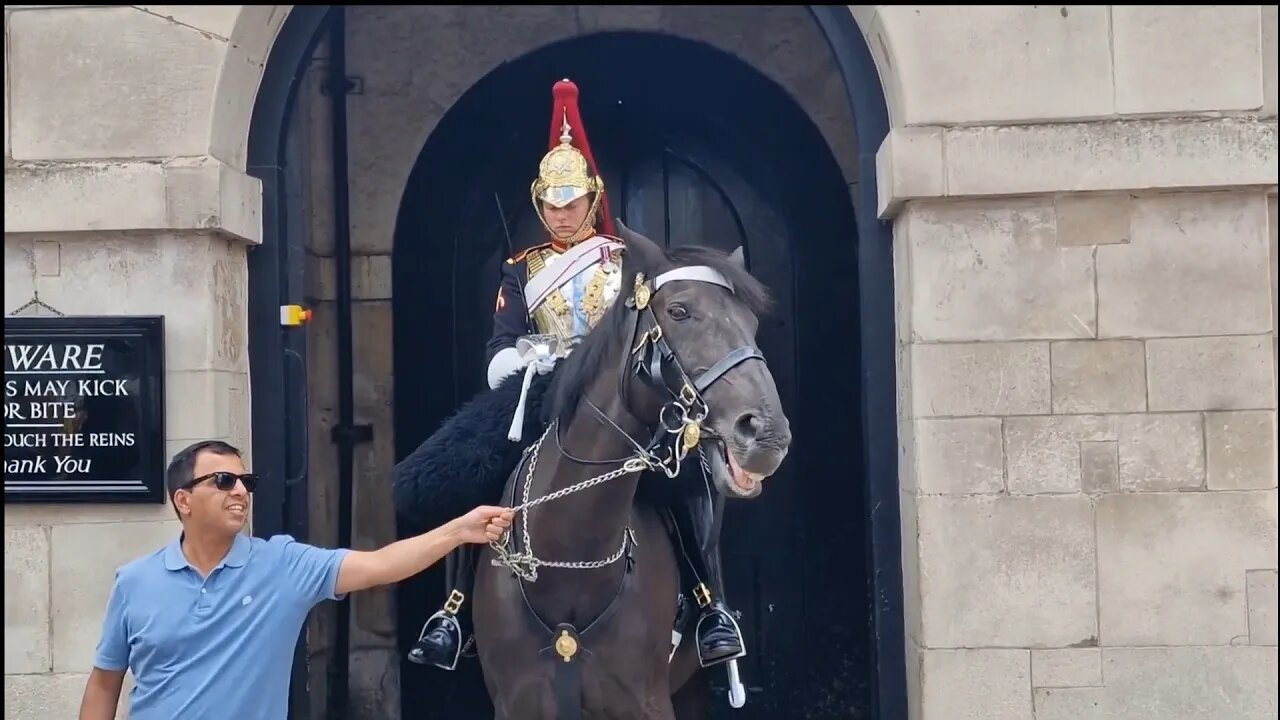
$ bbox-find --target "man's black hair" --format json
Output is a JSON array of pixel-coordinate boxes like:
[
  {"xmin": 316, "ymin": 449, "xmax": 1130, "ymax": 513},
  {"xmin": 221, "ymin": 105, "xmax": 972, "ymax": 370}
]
[{"xmin": 165, "ymin": 440, "xmax": 242, "ymax": 518}]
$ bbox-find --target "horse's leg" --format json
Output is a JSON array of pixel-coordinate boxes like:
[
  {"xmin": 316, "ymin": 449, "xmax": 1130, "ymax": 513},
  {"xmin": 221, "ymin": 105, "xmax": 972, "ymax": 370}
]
[{"xmin": 670, "ymin": 669, "xmax": 710, "ymax": 720}]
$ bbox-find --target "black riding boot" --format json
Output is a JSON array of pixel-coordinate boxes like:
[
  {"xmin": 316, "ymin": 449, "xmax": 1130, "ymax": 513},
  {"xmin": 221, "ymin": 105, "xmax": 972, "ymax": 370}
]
[
  {"xmin": 671, "ymin": 488, "xmax": 746, "ymax": 668},
  {"xmin": 407, "ymin": 544, "xmax": 477, "ymax": 671}
]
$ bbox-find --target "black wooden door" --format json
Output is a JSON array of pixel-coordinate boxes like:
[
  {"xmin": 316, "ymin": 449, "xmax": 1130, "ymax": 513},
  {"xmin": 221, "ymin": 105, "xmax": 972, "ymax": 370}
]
[{"xmin": 611, "ymin": 140, "xmax": 805, "ymax": 719}]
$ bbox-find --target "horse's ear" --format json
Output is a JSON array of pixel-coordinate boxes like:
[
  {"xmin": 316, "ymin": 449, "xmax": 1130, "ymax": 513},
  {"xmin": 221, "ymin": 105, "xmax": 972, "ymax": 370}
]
[
  {"xmin": 615, "ymin": 218, "xmax": 664, "ymax": 273},
  {"xmin": 728, "ymin": 246, "xmax": 745, "ymax": 270}
]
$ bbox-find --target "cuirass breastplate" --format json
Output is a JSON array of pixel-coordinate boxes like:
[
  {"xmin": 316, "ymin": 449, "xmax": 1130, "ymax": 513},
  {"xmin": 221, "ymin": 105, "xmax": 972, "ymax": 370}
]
[{"xmin": 525, "ymin": 245, "xmax": 624, "ymax": 344}]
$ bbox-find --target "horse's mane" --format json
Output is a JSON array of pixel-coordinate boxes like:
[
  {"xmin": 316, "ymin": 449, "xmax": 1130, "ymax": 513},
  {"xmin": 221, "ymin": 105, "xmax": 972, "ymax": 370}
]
[{"xmin": 545, "ymin": 243, "xmax": 773, "ymax": 425}]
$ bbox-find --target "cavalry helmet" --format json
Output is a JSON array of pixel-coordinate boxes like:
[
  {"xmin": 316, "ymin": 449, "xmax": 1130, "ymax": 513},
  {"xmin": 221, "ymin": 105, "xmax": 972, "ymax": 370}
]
[{"xmin": 530, "ymin": 79, "xmax": 616, "ymax": 239}]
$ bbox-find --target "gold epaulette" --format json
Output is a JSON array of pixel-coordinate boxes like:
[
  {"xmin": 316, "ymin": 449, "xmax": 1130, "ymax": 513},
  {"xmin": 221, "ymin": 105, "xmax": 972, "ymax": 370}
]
[{"xmin": 505, "ymin": 242, "xmax": 554, "ymax": 265}]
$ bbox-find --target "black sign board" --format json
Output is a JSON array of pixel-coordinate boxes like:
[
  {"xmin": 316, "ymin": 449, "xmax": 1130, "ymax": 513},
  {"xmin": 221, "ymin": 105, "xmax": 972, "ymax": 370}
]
[{"xmin": 4, "ymin": 316, "xmax": 165, "ymax": 503}]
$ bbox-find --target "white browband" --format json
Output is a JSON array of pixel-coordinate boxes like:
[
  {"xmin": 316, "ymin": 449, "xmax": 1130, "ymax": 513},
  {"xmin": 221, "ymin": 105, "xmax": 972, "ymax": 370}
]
[{"xmin": 652, "ymin": 266, "xmax": 734, "ymax": 293}]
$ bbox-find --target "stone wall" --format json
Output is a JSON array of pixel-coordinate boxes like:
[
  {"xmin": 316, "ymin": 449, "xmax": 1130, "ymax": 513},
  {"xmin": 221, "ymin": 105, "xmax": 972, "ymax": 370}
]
[
  {"xmin": 3, "ymin": 4, "xmax": 1277, "ymax": 720},
  {"xmin": 870, "ymin": 5, "xmax": 1279, "ymax": 718},
  {"xmin": 894, "ymin": 192, "xmax": 1277, "ymax": 720},
  {"xmin": 3, "ymin": 6, "xmax": 258, "ymax": 717}
]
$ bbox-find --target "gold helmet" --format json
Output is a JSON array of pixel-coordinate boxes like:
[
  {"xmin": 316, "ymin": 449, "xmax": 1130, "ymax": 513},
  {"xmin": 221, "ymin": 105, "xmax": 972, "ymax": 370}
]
[{"xmin": 530, "ymin": 79, "xmax": 615, "ymax": 243}]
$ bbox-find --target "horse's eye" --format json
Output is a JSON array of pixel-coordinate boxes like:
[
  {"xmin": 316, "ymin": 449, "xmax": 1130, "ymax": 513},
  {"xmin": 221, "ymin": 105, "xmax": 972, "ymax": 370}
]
[{"xmin": 667, "ymin": 304, "xmax": 690, "ymax": 321}]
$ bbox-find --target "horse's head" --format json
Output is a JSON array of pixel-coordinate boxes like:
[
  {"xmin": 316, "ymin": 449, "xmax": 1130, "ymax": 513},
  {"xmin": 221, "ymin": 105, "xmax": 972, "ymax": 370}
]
[{"xmin": 613, "ymin": 221, "xmax": 791, "ymax": 499}]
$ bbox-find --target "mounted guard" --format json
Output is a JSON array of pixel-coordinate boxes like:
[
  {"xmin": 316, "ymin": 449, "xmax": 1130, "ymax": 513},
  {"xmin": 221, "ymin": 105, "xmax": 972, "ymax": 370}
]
[{"xmin": 393, "ymin": 78, "xmax": 747, "ymax": 677}]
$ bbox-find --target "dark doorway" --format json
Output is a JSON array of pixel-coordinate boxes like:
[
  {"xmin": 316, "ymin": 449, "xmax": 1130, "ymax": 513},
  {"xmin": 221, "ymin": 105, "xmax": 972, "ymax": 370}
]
[{"xmin": 391, "ymin": 31, "xmax": 870, "ymax": 720}]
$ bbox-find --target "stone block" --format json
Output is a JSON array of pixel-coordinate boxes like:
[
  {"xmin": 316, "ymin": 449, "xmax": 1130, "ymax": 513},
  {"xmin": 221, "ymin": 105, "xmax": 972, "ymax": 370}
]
[
  {"xmin": 1206, "ymin": 411, "xmax": 1278, "ymax": 490},
  {"xmin": 1116, "ymin": 413, "xmax": 1204, "ymax": 491},
  {"xmin": 1097, "ymin": 491, "xmax": 1278, "ymax": 646},
  {"xmin": 904, "ymin": 641, "xmax": 922, "ymax": 720},
  {"xmin": 5, "ymin": 158, "xmax": 262, "ymax": 242},
  {"xmin": 893, "ymin": 216, "xmax": 914, "ymax": 346},
  {"xmin": 4, "ymin": 524, "xmax": 50, "ymax": 674},
  {"xmin": 1271, "ymin": 195, "xmax": 1278, "ymax": 369},
  {"xmin": 1050, "ymin": 340, "xmax": 1146, "ymax": 414},
  {"xmin": 1080, "ymin": 440, "xmax": 1118, "ymax": 494},
  {"xmin": 1147, "ymin": 335, "xmax": 1275, "ymax": 412},
  {"xmin": 900, "ymin": 491, "xmax": 922, "ymax": 645},
  {"xmin": 133, "ymin": 5, "xmax": 239, "ymax": 39},
  {"xmin": 51, "ymin": 520, "xmax": 181, "ymax": 672},
  {"xmin": 876, "ymin": 127, "xmax": 943, "ymax": 218},
  {"xmin": 309, "ymin": 255, "xmax": 393, "ymax": 301},
  {"xmin": 6, "ymin": 673, "xmax": 90, "ymax": 720},
  {"xmin": 31, "ymin": 240, "xmax": 59, "ymax": 276},
  {"xmin": 913, "ymin": 418, "xmax": 1004, "ymax": 495},
  {"xmin": 1004, "ymin": 415, "xmax": 1116, "ymax": 494},
  {"xmin": 1248, "ymin": 570, "xmax": 1278, "ymax": 646},
  {"xmin": 165, "ymin": 370, "xmax": 249, "ymax": 443},
  {"xmin": 918, "ymin": 496, "xmax": 1096, "ymax": 648},
  {"xmin": 1055, "ymin": 194, "xmax": 1131, "ymax": 247},
  {"xmin": 3, "ymin": 240, "xmax": 35, "ymax": 315},
  {"xmin": 1098, "ymin": 193, "xmax": 1273, "ymax": 339},
  {"xmin": 1036, "ymin": 647, "xmax": 1278, "ymax": 720},
  {"xmin": 1032, "ymin": 648, "xmax": 1103, "ymax": 688},
  {"xmin": 25, "ymin": 233, "xmax": 249, "ymax": 373},
  {"xmin": 2, "ymin": 671, "xmax": 135, "ymax": 718},
  {"xmin": 943, "ymin": 119, "xmax": 1277, "ymax": 199},
  {"xmin": 5, "ymin": 503, "xmax": 174, "ymax": 527},
  {"xmin": 918, "ymin": 648, "xmax": 1032, "ymax": 720},
  {"xmin": 1265, "ymin": 5, "xmax": 1278, "ymax": 117},
  {"xmin": 7, "ymin": 6, "xmax": 224, "ymax": 160},
  {"xmin": 575, "ymin": 5, "xmax": 664, "ymax": 32},
  {"xmin": 910, "ymin": 342, "xmax": 1050, "ymax": 418},
  {"xmin": 5, "ymin": 162, "xmax": 169, "ymax": 234},
  {"xmin": 903, "ymin": 199, "xmax": 1095, "ymax": 342},
  {"xmin": 1112, "ymin": 6, "xmax": 1263, "ymax": 114},
  {"xmin": 876, "ymin": 5, "xmax": 1113, "ymax": 125},
  {"xmin": 3, "ymin": 14, "xmax": 8, "ymax": 160},
  {"xmin": 1005, "ymin": 412, "xmax": 1202, "ymax": 494}
]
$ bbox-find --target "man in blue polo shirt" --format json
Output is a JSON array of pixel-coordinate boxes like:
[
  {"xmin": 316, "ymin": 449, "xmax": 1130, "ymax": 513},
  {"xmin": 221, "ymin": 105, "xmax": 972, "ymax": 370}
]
[{"xmin": 77, "ymin": 439, "xmax": 512, "ymax": 720}]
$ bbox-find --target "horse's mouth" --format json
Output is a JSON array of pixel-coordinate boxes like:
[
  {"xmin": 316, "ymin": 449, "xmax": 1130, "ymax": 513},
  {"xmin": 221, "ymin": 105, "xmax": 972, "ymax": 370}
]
[{"xmin": 704, "ymin": 439, "xmax": 767, "ymax": 499}]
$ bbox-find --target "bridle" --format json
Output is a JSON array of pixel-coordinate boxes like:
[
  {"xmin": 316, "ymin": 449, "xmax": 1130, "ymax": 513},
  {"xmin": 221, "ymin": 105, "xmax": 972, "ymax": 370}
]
[
  {"xmin": 489, "ymin": 262, "xmax": 768, "ymax": 582},
  {"xmin": 615, "ymin": 267, "xmax": 767, "ymax": 478}
]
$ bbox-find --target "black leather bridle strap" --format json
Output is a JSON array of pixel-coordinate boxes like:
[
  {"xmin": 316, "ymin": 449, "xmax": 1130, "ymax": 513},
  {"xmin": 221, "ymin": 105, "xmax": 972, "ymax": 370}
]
[{"xmin": 693, "ymin": 346, "xmax": 766, "ymax": 393}]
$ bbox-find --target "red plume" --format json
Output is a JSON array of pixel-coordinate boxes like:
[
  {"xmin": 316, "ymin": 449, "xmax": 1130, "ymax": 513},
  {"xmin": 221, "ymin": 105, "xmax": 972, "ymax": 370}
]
[{"xmin": 547, "ymin": 79, "xmax": 615, "ymax": 236}]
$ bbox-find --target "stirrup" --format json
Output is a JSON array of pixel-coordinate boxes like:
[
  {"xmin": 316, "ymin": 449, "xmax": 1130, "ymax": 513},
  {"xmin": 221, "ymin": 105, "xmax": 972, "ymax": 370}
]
[
  {"xmin": 409, "ymin": 609, "xmax": 464, "ymax": 671},
  {"xmin": 694, "ymin": 605, "xmax": 747, "ymax": 668}
]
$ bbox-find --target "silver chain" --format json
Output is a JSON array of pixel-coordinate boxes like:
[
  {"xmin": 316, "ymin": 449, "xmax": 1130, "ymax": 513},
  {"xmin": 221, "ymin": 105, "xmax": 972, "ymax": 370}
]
[
  {"xmin": 488, "ymin": 407, "xmax": 706, "ymax": 582},
  {"xmin": 489, "ymin": 422, "xmax": 647, "ymax": 581}
]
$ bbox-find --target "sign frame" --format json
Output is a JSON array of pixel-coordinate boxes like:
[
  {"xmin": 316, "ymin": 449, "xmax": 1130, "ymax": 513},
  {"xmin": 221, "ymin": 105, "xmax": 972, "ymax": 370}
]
[{"xmin": 4, "ymin": 315, "xmax": 166, "ymax": 504}]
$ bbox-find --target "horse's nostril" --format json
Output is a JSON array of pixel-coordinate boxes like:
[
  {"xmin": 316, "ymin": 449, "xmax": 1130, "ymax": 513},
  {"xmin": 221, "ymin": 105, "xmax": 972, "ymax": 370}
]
[{"xmin": 734, "ymin": 413, "xmax": 763, "ymax": 443}]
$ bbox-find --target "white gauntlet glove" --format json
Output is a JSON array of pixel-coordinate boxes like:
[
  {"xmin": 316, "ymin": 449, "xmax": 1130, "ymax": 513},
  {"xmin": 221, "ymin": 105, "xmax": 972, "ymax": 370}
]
[{"xmin": 506, "ymin": 335, "xmax": 564, "ymax": 442}]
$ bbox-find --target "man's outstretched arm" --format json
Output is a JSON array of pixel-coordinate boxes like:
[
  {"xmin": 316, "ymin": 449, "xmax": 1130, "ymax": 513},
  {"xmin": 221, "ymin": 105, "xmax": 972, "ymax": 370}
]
[{"xmin": 334, "ymin": 505, "xmax": 512, "ymax": 596}]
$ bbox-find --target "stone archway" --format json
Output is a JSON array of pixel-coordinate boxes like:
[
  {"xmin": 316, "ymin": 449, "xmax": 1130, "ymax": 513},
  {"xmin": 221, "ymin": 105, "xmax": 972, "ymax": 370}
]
[{"xmin": 228, "ymin": 5, "xmax": 904, "ymax": 719}]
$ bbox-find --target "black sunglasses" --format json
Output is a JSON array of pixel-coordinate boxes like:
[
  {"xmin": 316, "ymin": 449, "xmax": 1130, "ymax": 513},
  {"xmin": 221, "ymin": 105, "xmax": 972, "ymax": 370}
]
[{"xmin": 184, "ymin": 471, "xmax": 258, "ymax": 493}]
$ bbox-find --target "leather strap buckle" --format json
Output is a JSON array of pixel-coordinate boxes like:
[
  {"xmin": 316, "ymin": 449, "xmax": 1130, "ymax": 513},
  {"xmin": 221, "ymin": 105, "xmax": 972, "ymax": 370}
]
[
  {"xmin": 444, "ymin": 589, "xmax": 465, "ymax": 615},
  {"xmin": 694, "ymin": 582, "xmax": 712, "ymax": 608}
]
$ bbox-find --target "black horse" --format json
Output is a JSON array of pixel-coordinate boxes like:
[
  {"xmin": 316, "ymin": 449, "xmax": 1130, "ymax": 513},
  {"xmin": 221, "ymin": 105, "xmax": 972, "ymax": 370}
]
[{"xmin": 470, "ymin": 222, "xmax": 791, "ymax": 719}]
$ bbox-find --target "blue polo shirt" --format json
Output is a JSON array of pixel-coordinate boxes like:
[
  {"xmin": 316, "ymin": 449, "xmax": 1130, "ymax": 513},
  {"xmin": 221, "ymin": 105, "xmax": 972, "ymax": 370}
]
[{"xmin": 93, "ymin": 532, "xmax": 351, "ymax": 720}]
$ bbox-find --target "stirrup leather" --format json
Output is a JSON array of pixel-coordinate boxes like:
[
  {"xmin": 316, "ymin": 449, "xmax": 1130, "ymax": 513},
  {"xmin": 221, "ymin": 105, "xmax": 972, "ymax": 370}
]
[{"xmin": 414, "ymin": 609, "xmax": 464, "ymax": 671}]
